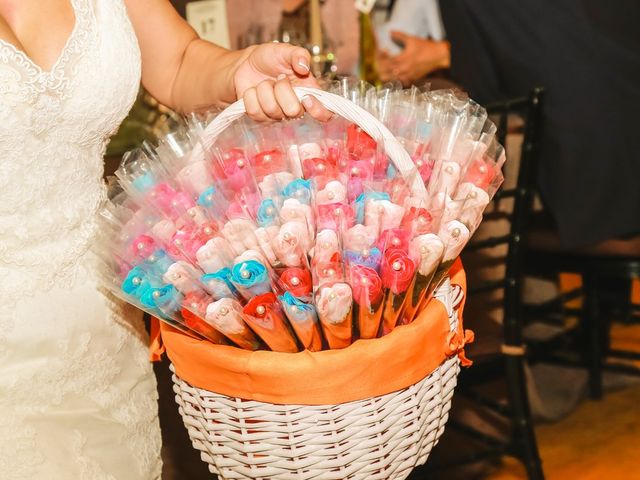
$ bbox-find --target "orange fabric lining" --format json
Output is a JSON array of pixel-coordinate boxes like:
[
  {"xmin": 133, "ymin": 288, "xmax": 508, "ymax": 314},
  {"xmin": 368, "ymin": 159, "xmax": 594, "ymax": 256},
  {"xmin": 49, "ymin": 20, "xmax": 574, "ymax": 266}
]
[{"xmin": 152, "ymin": 258, "xmax": 468, "ymax": 405}]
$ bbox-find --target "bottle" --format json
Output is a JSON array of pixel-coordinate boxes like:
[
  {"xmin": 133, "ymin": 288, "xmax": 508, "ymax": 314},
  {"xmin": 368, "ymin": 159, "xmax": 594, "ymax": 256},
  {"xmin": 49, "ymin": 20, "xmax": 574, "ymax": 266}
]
[{"xmin": 357, "ymin": 1, "xmax": 379, "ymax": 84}]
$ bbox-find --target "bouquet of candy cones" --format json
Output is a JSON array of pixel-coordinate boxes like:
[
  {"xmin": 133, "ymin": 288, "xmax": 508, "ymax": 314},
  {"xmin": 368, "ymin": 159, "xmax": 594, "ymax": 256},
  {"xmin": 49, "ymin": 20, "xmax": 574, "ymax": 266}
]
[{"xmin": 96, "ymin": 83, "xmax": 505, "ymax": 353}]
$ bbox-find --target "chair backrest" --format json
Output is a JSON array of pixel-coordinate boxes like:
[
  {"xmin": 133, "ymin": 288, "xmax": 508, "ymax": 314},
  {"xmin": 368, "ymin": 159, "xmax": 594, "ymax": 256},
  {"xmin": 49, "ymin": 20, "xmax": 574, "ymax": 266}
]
[{"xmin": 463, "ymin": 88, "xmax": 544, "ymax": 349}]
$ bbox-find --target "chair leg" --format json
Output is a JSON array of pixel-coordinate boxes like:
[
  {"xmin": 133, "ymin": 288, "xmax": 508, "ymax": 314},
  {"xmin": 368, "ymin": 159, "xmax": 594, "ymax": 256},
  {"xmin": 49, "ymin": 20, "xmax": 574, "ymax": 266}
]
[
  {"xmin": 505, "ymin": 355, "xmax": 545, "ymax": 480},
  {"xmin": 583, "ymin": 275, "xmax": 603, "ymax": 400}
]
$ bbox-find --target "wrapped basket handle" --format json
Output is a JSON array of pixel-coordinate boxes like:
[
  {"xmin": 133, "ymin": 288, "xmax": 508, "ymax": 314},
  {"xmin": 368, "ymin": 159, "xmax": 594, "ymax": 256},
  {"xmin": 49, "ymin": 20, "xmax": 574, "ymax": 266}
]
[{"xmin": 200, "ymin": 86, "xmax": 428, "ymax": 201}]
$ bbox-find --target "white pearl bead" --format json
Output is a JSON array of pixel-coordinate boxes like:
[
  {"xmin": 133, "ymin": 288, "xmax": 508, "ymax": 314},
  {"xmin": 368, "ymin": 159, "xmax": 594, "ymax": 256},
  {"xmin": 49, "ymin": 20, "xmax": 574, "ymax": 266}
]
[
  {"xmin": 204, "ymin": 227, "xmax": 213, "ymax": 235},
  {"xmin": 237, "ymin": 159, "xmax": 245, "ymax": 168},
  {"xmin": 329, "ymin": 293, "xmax": 336, "ymax": 300},
  {"xmin": 137, "ymin": 242, "xmax": 145, "ymax": 250},
  {"xmin": 132, "ymin": 277, "xmax": 141, "ymax": 285},
  {"xmin": 452, "ymin": 228, "xmax": 461, "ymax": 238},
  {"xmin": 256, "ymin": 305, "xmax": 266, "ymax": 315},
  {"xmin": 219, "ymin": 307, "xmax": 229, "ymax": 316},
  {"xmin": 290, "ymin": 277, "xmax": 300, "ymax": 286},
  {"xmin": 392, "ymin": 261, "xmax": 402, "ymax": 271},
  {"xmin": 241, "ymin": 270, "xmax": 250, "ymax": 279}
]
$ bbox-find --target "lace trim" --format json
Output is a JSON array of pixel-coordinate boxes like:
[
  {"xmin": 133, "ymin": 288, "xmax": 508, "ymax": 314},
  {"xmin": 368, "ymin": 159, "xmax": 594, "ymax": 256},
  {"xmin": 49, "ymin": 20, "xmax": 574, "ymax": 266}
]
[{"xmin": 0, "ymin": 0, "xmax": 92, "ymax": 100}]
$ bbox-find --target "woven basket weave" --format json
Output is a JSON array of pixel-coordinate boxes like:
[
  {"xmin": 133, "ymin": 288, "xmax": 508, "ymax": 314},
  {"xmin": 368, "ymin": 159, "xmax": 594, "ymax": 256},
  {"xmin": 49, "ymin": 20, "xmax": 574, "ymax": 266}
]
[{"xmin": 171, "ymin": 280, "xmax": 463, "ymax": 480}]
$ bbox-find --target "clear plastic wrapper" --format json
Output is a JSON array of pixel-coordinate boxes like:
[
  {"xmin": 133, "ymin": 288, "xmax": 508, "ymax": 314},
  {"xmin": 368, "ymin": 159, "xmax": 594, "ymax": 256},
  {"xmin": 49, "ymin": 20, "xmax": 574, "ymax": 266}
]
[
  {"xmin": 425, "ymin": 220, "xmax": 471, "ymax": 299},
  {"xmin": 279, "ymin": 292, "xmax": 324, "ymax": 351},
  {"xmin": 402, "ymin": 234, "xmax": 445, "ymax": 325},
  {"xmin": 96, "ymin": 82, "xmax": 506, "ymax": 352},
  {"xmin": 242, "ymin": 292, "xmax": 300, "ymax": 352},
  {"xmin": 315, "ymin": 282, "xmax": 354, "ymax": 349},
  {"xmin": 204, "ymin": 297, "xmax": 262, "ymax": 350},
  {"xmin": 379, "ymin": 237, "xmax": 417, "ymax": 335},
  {"xmin": 347, "ymin": 264, "xmax": 384, "ymax": 339}
]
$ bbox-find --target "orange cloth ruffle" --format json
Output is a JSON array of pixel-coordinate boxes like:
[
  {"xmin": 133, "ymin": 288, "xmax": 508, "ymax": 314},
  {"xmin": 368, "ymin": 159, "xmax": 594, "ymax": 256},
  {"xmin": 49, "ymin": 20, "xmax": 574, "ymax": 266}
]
[{"xmin": 151, "ymin": 258, "xmax": 470, "ymax": 405}]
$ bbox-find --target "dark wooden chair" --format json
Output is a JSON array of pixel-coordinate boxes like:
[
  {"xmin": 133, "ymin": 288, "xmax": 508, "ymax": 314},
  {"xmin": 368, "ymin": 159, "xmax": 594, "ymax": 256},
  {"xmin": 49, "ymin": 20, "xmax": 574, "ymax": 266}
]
[
  {"xmin": 413, "ymin": 87, "xmax": 546, "ymax": 479},
  {"xmin": 524, "ymin": 213, "xmax": 640, "ymax": 400}
]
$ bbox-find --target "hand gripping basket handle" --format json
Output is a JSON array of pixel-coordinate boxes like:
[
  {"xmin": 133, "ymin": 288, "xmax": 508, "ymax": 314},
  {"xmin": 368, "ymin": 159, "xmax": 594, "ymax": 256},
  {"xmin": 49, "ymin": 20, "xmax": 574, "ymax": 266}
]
[{"xmin": 200, "ymin": 86, "xmax": 428, "ymax": 201}]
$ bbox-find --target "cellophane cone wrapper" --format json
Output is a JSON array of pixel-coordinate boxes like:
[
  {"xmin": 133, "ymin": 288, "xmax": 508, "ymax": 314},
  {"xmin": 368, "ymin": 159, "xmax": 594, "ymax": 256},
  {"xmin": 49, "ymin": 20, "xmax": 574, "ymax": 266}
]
[
  {"xmin": 243, "ymin": 293, "xmax": 300, "ymax": 352},
  {"xmin": 204, "ymin": 297, "xmax": 262, "ymax": 350},
  {"xmin": 280, "ymin": 292, "xmax": 324, "ymax": 351},
  {"xmin": 379, "ymin": 243, "xmax": 417, "ymax": 335},
  {"xmin": 401, "ymin": 233, "xmax": 445, "ymax": 325},
  {"xmin": 316, "ymin": 283, "xmax": 354, "ymax": 349},
  {"xmin": 95, "ymin": 81, "xmax": 508, "ymax": 352}
]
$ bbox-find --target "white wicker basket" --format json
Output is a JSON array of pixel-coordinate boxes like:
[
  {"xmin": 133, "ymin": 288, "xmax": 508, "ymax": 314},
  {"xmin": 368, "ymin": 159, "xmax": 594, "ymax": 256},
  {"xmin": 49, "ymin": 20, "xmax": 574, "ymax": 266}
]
[
  {"xmin": 169, "ymin": 89, "xmax": 465, "ymax": 479},
  {"xmin": 171, "ymin": 280, "xmax": 463, "ymax": 480}
]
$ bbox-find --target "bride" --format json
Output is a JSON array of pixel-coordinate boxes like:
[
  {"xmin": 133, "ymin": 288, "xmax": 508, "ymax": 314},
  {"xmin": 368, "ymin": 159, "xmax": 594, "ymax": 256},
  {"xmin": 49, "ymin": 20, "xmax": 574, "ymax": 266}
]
[{"xmin": 0, "ymin": 0, "xmax": 330, "ymax": 478}]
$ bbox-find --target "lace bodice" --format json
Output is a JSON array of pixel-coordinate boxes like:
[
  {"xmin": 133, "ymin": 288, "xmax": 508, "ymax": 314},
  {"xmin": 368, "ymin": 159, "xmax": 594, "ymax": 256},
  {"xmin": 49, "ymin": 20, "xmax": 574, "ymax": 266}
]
[
  {"xmin": 0, "ymin": 3, "xmax": 161, "ymax": 478},
  {"xmin": 0, "ymin": 0, "xmax": 141, "ymax": 304}
]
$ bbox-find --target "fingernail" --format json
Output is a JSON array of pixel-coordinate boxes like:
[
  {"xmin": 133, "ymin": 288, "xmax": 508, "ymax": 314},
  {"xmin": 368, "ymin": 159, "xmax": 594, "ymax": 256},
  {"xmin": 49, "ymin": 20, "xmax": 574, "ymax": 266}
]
[
  {"xmin": 302, "ymin": 96, "xmax": 313, "ymax": 108},
  {"xmin": 297, "ymin": 60, "xmax": 310, "ymax": 72},
  {"xmin": 277, "ymin": 73, "xmax": 287, "ymax": 81}
]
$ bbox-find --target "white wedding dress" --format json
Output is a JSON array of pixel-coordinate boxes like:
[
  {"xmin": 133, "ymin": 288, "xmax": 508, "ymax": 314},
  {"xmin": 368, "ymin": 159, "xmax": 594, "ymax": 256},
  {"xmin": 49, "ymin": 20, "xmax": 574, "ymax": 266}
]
[{"xmin": 0, "ymin": 0, "xmax": 162, "ymax": 478}]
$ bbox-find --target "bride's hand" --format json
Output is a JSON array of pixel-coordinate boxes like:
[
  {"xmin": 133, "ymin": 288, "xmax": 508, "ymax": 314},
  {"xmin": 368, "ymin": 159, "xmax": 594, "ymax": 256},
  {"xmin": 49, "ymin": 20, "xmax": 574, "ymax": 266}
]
[{"xmin": 233, "ymin": 43, "xmax": 333, "ymax": 122}]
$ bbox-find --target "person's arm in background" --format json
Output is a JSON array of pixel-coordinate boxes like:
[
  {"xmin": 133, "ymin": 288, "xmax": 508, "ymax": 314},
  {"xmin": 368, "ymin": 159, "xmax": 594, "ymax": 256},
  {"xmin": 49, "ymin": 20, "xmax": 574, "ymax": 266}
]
[
  {"xmin": 376, "ymin": 0, "xmax": 450, "ymax": 86},
  {"xmin": 124, "ymin": 0, "xmax": 332, "ymax": 121}
]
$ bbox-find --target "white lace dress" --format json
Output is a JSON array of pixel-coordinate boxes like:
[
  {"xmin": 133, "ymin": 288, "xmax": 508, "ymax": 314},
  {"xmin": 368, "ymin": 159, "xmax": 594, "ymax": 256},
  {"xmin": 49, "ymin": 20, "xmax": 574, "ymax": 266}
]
[{"xmin": 0, "ymin": 1, "xmax": 162, "ymax": 478}]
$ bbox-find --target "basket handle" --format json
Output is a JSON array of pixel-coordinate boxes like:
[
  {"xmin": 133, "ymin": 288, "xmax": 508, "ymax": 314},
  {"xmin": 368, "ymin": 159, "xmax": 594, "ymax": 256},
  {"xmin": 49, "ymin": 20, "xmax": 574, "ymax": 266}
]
[{"xmin": 199, "ymin": 86, "xmax": 428, "ymax": 201}]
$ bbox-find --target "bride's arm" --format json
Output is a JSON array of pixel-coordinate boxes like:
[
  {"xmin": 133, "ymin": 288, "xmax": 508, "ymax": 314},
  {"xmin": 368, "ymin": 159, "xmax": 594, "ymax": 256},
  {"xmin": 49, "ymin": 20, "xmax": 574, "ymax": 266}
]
[{"xmin": 124, "ymin": 0, "xmax": 330, "ymax": 120}]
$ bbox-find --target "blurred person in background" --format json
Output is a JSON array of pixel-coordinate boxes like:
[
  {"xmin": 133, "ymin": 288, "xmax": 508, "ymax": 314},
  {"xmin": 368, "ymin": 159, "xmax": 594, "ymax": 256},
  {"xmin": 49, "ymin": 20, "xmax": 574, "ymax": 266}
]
[
  {"xmin": 376, "ymin": 0, "xmax": 451, "ymax": 87},
  {"xmin": 440, "ymin": 0, "xmax": 640, "ymax": 248}
]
